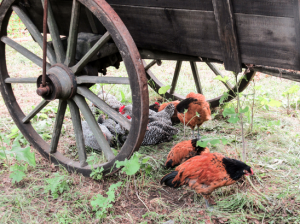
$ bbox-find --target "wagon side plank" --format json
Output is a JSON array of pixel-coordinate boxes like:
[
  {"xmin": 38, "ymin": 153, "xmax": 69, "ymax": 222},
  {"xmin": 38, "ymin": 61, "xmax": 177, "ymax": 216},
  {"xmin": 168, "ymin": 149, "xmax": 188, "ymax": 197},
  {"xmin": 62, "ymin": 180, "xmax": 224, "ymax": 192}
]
[
  {"xmin": 212, "ymin": 0, "xmax": 242, "ymax": 73},
  {"xmin": 107, "ymin": 0, "xmax": 294, "ymax": 18},
  {"xmin": 293, "ymin": 0, "xmax": 300, "ymax": 69}
]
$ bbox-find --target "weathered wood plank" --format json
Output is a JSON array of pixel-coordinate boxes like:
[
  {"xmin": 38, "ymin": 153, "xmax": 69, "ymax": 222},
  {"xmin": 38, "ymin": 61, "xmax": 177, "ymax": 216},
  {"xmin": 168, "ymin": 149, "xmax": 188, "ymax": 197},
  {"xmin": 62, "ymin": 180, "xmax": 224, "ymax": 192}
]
[
  {"xmin": 252, "ymin": 65, "xmax": 300, "ymax": 82},
  {"xmin": 107, "ymin": 0, "xmax": 294, "ymax": 18},
  {"xmin": 235, "ymin": 13, "xmax": 298, "ymax": 70},
  {"xmin": 112, "ymin": 5, "xmax": 299, "ymax": 71},
  {"xmin": 293, "ymin": 0, "xmax": 300, "ymax": 69},
  {"xmin": 212, "ymin": 0, "xmax": 242, "ymax": 73}
]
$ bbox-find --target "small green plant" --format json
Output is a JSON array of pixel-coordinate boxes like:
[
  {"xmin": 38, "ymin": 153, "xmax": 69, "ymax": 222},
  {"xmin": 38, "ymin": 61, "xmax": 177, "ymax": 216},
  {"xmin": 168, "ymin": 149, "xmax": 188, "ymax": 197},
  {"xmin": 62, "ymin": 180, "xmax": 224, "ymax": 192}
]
[
  {"xmin": 90, "ymin": 167, "xmax": 104, "ymax": 181},
  {"xmin": 44, "ymin": 173, "xmax": 72, "ymax": 199},
  {"xmin": 158, "ymin": 85, "xmax": 171, "ymax": 103},
  {"xmin": 87, "ymin": 154, "xmax": 105, "ymax": 181},
  {"xmin": 282, "ymin": 84, "xmax": 300, "ymax": 113},
  {"xmin": 90, "ymin": 182, "xmax": 122, "ymax": 219},
  {"xmin": 197, "ymin": 136, "xmax": 228, "ymax": 148},
  {"xmin": 0, "ymin": 133, "xmax": 36, "ymax": 184},
  {"xmin": 115, "ymin": 152, "xmax": 144, "ymax": 176}
]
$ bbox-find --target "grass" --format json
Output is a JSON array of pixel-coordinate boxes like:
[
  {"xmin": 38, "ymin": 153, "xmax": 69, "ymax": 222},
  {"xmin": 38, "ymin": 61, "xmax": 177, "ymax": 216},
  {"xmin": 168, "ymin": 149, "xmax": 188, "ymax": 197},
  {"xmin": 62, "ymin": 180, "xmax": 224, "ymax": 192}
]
[{"xmin": 1, "ymin": 13, "xmax": 300, "ymax": 224}]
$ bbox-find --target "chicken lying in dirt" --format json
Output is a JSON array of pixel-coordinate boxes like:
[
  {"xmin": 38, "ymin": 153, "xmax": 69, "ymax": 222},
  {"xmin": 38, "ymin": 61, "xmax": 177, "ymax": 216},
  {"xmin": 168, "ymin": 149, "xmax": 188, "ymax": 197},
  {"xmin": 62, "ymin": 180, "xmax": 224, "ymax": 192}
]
[
  {"xmin": 158, "ymin": 100, "xmax": 180, "ymax": 122},
  {"xmin": 161, "ymin": 153, "xmax": 254, "ymax": 209},
  {"xmin": 165, "ymin": 138, "xmax": 210, "ymax": 168},
  {"xmin": 176, "ymin": 92, "xmax": 211, "ymax": 138}
]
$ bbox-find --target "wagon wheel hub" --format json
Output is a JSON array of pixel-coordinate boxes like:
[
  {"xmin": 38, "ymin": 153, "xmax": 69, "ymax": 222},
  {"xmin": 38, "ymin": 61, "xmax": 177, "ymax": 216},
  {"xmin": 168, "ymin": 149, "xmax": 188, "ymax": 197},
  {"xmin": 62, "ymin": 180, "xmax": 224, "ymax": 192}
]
[{"xmin": 36, "ymin": 64, "xmax": 77, "ymax": 101}]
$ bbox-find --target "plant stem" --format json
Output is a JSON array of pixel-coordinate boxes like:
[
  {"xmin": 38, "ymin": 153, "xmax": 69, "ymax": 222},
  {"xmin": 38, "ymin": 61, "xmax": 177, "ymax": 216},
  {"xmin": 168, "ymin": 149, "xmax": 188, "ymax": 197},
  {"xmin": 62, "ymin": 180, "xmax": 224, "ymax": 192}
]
[
  {"xmin": 235, "ymin": 74, "xmax": 246, "ymax": 161},
  {"xmin": 250, "ymin": 81, "xmax": 255, "ymax": 132}
]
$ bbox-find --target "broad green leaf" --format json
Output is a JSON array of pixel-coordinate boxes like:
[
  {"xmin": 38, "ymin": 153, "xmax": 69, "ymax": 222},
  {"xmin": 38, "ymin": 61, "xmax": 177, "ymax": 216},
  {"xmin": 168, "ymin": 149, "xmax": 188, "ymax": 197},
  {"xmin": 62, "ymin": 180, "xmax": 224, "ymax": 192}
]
[
  {"xmin": 228, "ymin": 115, "xmax": 239, "ymax": 124},
  {"xmin": 120, "ymin": 91, "xmax": 126, "ymax": 103},
  {"xmin": 223, "ymin": 107, "xmax": 236, "ymax": 117},
  {"xmin": 214, "ymin": 75, "xmax": 229, "ymax": 83},
  {"xmin": 115, "ymin": 152, "xmax": 143, "ymax": 175},
  {"xmin": 11, "ymin": 146, "xmax": 36, "ymax": 167},
  {"xmin": 268, "ymin": 99, "xmax": 282, "ymax": 108},
  {"xmin": 0, "ymin": 133, "xmax": 10, "ymax": 145},
  {"xmin": 158, "ymin": 85, "xmax": 171, "ymax": 95},
  {"xmin": 240, "ymin": 106, "xmax": 249, "ymax": 114},
  {"xmin": 142, "ymin": 158, "xmax": 150, "ymax": 164},
  {"xmin": 10, "ymin": 170, "xmax": 26, "ymax": 183},
  {"xmin": 220, "ymin": 92, "xmax": 229, "ymax": 104}
]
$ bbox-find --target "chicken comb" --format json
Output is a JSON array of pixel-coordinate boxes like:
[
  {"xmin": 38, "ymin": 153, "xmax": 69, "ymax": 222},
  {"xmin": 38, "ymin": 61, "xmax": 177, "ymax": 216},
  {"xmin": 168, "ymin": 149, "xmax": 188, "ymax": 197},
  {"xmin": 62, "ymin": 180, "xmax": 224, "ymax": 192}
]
[
  {"xmin": 119, "ymin": 105, "xmax": 125, "ymax": 114},
  {"xmin": 155, "ymin": 102, "xmax": 160, "ymax": 105}
]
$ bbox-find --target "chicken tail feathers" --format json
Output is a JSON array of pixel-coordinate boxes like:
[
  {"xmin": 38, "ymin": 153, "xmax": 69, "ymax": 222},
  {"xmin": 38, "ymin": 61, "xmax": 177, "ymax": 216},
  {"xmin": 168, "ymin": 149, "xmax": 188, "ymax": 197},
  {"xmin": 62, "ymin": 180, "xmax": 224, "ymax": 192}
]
[
  {"xmin": 165, "ymin": 159, "xmax": 174, "ymax": 169},
  {"xmin": 160, "ymin": 171, "xmax": 178, "ymax": 187}
]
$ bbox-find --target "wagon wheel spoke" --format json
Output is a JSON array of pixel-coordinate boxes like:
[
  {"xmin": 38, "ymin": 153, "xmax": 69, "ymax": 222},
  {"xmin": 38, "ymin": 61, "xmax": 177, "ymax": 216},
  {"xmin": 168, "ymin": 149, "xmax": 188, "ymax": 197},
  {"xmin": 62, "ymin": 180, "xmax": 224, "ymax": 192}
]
[
  {"xmin": 12, "ymin": 6, "xmax": 56, "ymax": 64},
  {"xmin": 72, "ymin": 94, "xmax": 115, "ymax": 161},
  {"xmin": 22, "ymin": 100, "xmax": 50, "ymax": 123},
  {"xmin": 67, "ymin": 99, "xmax": 88, "ymax": 167},
  {"xmin": 1, "ymin": 36, "xmax": 51, "ymax": 69},
  {"xmin": 71, "ymin": 32, "xmax": 111, "ymax": 74},
  {"xmin": 144, "ymin": 60, "xmax": 161, "ymax": 71},
  {"xmin": 170, "ymin": 61, "xmax": 182, "ymax": 95},
  {"xmin": 85, "ymin": 7, "xmax": 98, "ymax": 34},
  {"xmin": 190, "ymin": 61, "xmax": 203, "ymax": 94},
  {"xmin": 77, "ymin": 86, "xmax": 131, "ymax": 130},
  {"xmin": 5, "ymin": 77, "xmax": 37, "ymax": 84},
  {"xmin": 65, "ymin": 0, "xmax": 81, "ymax": 67},
  {"xmin": 76, "ymin": 76, "xmax": 129, "ymax": 85},
  {"xmin": 41, "ymin": 0, "xmax": 66, "ymax": 63},
  {"xmin": 50, "ymin": 100, "xmax": 67, "ymax": 153},
  {"xmin": 206, "ymin": 62, "xmax": 234, "ymax": 91}
]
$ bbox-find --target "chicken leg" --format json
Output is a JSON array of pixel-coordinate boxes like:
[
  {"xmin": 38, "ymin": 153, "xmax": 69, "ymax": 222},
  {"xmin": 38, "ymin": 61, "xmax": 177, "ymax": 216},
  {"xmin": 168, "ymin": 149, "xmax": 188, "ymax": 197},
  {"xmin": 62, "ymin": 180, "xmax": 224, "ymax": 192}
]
[{"xmin": 197, "ymin": 126, "xmax": 201, "ymax": 139}]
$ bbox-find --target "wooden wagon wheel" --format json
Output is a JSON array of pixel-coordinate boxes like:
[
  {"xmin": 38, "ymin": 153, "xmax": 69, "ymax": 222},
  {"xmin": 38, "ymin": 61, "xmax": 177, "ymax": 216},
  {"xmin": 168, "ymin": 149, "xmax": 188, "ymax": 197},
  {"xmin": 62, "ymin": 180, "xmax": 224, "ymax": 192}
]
[
  {"xmin": 144, "ymin": 60, "xmax": 255, "ymax": 108},
  {"xmin": 0, "ymin": 0, "xmax": 148, "ymax": 176}
]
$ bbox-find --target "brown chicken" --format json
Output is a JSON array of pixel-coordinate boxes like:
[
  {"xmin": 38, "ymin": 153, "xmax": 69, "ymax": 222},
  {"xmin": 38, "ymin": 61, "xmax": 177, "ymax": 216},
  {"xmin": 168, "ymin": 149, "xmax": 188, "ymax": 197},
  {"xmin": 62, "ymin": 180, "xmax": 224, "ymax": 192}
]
[
  {"xmin": 161, "ymin": 153, "xmax": 253, "ymax": 209},
  {"xmin": 165, "ymin": 138, "xmax": 210, "ymax": 168},
  {"xmin": 176, "ymin": 92, "xmax": 211, "ymax": 138},
  {"xmin": 158, "ymin": 101, "xmax": 180, "ymax": 122}
]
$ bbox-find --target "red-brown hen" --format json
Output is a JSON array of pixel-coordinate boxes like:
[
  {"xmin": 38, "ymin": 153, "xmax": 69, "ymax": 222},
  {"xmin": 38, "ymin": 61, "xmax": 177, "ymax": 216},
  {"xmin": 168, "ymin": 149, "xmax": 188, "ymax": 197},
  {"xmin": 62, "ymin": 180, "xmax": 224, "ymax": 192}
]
[
  {"xmin": 165, "ymin": 138, "xmax": 210, "ymax": 168},
  {"xmin": 161, "ymin": 153, "xmax": 253, "ymax": 209},
  {"xmin": 176, "ymin": 92, "xmax": 211, "ymax": 138}
]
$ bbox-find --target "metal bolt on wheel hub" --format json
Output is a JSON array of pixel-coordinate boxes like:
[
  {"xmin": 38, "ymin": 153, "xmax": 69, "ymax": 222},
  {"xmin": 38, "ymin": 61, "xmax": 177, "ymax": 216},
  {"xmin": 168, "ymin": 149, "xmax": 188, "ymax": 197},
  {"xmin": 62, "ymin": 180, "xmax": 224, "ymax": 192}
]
[{"xmin": 36, "ymin": 64, "xmax": 77, "ymax": 101}]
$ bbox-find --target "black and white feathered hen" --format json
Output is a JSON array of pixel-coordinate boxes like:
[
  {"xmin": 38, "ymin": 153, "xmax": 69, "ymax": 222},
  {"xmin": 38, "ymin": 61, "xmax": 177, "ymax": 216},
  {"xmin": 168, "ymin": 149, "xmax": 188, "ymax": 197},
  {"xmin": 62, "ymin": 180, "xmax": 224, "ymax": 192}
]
[
  {"xmin": 82, "ymin": 120, "xmax": 113, "ymax": 150},
  {"xmin": 142, "ymin": 126, "xmax": 173, "ymax": 146},
  {"xmin": 148, "ymin": 103, "xmax": 175, "ymax": 126},
  {"xmin": 148, "ymin": 121, "xmax": 179, "ymax": 136}
]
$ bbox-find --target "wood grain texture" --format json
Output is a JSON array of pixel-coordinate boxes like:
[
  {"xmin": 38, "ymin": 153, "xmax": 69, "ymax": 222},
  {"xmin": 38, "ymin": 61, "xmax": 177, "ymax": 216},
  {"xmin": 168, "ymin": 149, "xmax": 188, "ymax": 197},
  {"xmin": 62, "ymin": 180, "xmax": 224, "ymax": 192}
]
[
  {"xmin": 293, "ymin": 0, "xmax": 300, "ymax": 69},
  {"xmin": 212, "ymin": 0, "xmax": 242, "ymax": 73},
  {"xmin": 111, "ymin": 5, "xmax": 299, "ymax": 71},
  {"xmin": 107, "ymin": 0, "xmax": 294, "ymax": 17}
]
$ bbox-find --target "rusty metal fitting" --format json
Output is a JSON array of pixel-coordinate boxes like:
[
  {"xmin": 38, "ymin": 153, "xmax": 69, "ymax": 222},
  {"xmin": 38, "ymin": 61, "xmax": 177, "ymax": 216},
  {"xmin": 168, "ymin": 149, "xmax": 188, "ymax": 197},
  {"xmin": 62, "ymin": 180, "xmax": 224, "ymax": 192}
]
[{"xmin": 36, "ymin": 85, "xmax": 51, "ymax": 96}]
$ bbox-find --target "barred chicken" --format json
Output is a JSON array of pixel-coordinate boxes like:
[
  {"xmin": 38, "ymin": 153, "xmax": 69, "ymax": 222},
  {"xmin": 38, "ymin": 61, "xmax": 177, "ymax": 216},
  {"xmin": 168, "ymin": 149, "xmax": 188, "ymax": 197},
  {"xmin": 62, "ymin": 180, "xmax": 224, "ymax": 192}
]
[
  {"xmin": 142, "ymin": 126, "xmax": 173, "ymax": 146},
  {"xmin": 148, "ymin": 103, "xmax": 174, "ymax": 126},
  {"xmin": 159, "ymin": 100, "xmax": 180, "ymax": 122},
  {"xmin": 82, "ymin": 120, "xmax": 113, "ymax": 150},
  {"xmin": 165, "ymin": 138, "xmax": 210, "ymax": 168},
  {"xmin": 161, "ymin": 153, "xmax": 253, "ymax": 209},
  {"xmin": 148, "ymin": 121, "xmax": 179, "ymax": 136},
  {"xmin": 177, "ymin": 92, "xmax": 211, "ymax": 138}
]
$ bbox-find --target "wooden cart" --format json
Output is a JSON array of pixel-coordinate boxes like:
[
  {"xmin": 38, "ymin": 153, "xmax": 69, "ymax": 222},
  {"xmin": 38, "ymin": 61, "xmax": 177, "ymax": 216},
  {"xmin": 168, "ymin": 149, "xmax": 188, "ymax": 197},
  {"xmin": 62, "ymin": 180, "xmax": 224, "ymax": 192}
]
[{"xmin": 0, "ymin": 0, "xmax": 299, "ymax": 176}]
